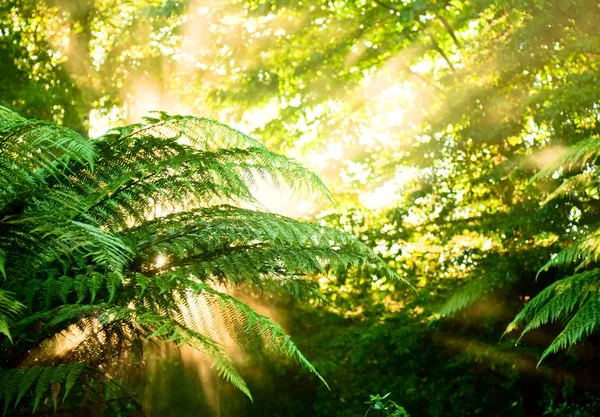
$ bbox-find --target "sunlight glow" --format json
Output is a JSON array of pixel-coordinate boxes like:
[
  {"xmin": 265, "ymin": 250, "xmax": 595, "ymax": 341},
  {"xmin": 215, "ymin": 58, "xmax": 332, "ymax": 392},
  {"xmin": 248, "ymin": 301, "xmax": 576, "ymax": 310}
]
[
  {"xmin": 248, "ymin": 176, "xmax": 318, "ymax": 218},
  {"xmin": 155, "ymin": 254, "xmax": 167, "ymax": 268},
  {"xmin": 88, "ymin": 105, "xmax": 125, "ymax": 137},
  {"xmin": 359, "ymin": 167, "xmax": 417, "ymax": 210}
]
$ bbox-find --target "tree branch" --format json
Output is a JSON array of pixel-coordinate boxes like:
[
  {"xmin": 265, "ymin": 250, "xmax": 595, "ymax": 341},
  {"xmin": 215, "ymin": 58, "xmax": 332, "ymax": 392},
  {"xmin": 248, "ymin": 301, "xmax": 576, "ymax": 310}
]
[
  {"xmin": 428, "ymin": 32, "xmax": 456, "ymax": 71},
  {"xmin": 373, "ymin": 1, "xmax": 457, "ymax": 72},
  {"xmin": 437, "ymin": 15, "xmax": 462, "ymax": 50}
]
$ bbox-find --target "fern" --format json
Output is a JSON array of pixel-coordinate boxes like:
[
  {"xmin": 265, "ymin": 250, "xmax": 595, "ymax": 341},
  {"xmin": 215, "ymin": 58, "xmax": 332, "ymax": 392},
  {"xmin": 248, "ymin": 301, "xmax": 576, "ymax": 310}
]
[
  {"xmin": 0, "ymin": 290, "xmax": 24, "ymax": 342},
  {"xmin": 0, "ymin": 107, "xmax": 95, "ymax": 201},
  {"xmin": 541, "ymin": 169, "xmax": 598, "ymax": 204},
  {"xmin": 510, "ymin": 134, "xmax": 600, "ymax": 361},
  {"xmin": 439, "ymin": 278, "xmax": 492, "ymax": 317},
  {"xmin": 508, "ymin": 270, "xmax": 598, "ymax": 329},
  {"xmin": 0, "ymin": 364, "xmax": 144, "ymax": 416},
  {"xmin": 542, "ymin": 295, "xmax": 600, "ymax": 361},
  {"xmin": 0, "ymin": 106, "xmax": 399, "ymax": 414},
  {"xmin": 0, "ymin": 364, "xmax": 84, "ymax": 414},
  {"xmin": 439, "ymin": 253, "xmax": 519, "ymax": 316},
  {"xmin": 507, "ymin": 269, "xmax": 600, "ymax": 362},
  {"xmin": 539, "ymin": 229, "xmax": 600, "ymax": 273},
  {"xmin": 532, "ymin": 136, "xmax": 600, "ymax": 181}
]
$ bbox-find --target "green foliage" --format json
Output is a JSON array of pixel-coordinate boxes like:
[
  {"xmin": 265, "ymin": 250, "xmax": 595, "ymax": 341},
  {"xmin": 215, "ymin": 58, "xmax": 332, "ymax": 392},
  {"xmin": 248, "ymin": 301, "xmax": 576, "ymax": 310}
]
[
  {"xmin": 543, "ymin": 394, "xmax": 600, "ymax": 417},
  {"xmin": 0, "ymin": 107, "xmax": 397, "ymax": 415},
  {"xmin": 365, "ymin": 393, "xmax": 409, "ymax": 417},
  {"xmin": 0, "ymin": 364, "xmax": 85, "ymax": 413}
]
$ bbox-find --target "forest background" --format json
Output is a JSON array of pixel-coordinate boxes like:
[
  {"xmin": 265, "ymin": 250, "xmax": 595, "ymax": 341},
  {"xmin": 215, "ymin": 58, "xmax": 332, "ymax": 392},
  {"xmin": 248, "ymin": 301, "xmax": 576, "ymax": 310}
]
[{"xmin": 2, "ymin": 0, "xmax": 600, "ymax": 416}]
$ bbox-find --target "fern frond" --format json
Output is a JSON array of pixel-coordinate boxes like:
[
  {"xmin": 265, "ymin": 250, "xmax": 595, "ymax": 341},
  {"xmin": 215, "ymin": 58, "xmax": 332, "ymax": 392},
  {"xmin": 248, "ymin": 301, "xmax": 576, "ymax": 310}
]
[
  {"xmin": 541, "ymin": 169, "xmax": 597, "ymax": 204},
  {"xmin": 0, "ymin": 289, "xmax": 24, "ymax": 341},
  {"xmin": 106, "ymin": 113, "xmax": 332, "ymax": 200},
  {"xmin": 0, "ymin": 363, "xmax": 144, "ymax": 416},
  {"xmin": 440, "ymin": 258, "xmax": 517, "ymax": 316},
  {"xmin": 539, "ymin": 229, "xmax": 600, "ymax": 273},
  {"xmin": 532, "ymin": 136, "xmax": 600, "ymax": 181},
  {"xmin": 102, "ymin": 305, "xmax": 253, "ymax": 399},
  {"xmin": 0, "ymin": 363, "xmax": 84, "ymax": 414},
  {"xmin": 112, "ymin": 112, "xmax": 269, "ymax": 151},
  {"xmin": 133, "ymin": 205, "xmax": 370, "ymax": 261},
  {"xmin": 506, "ymin": 270, "xmax": 600, "ymax": 361},
  {"xmin": 540, "ymin": 295, "xmax": 600, "ymax": 362},
  {"xmin": 34, "ymin": 137, "xmax": 331, "ymax": 233},
  {"xmin": 507, "ymin": 269, "xmax": 599, "ymax": 333},
  {"xmin": 128, "ymin": 205, "xmax": 401, "ymax": 290},
  {"xmin": 439, "ymin": 278, "xmax": 491, "ymax": 316},
  {"xmin": 0, "ymin": 106, "xmax": 95, "ymax": 199},
  {"xmin": 0, "ymin": 218, "xmax": 131, "ymax": 277},
  {"xmin": 519, "ymin": 134, "xmax": 600, "ymax": 360},
  {"xmin": 162, "ymin": 279, "xmax": 327, "ymax": 384}
]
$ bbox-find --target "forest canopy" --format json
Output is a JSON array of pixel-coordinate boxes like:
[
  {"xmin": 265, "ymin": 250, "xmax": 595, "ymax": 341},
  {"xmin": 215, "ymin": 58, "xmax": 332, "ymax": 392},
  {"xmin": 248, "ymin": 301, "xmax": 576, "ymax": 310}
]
[{"xmin": 1, "ymin": 0, "xmax": 600, "ymax": 416}]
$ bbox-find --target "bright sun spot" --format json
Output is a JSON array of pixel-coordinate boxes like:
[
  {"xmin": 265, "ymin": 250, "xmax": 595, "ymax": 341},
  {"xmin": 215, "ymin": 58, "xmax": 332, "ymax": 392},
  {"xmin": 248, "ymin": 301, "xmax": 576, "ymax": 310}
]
[
  {"xmin": 156, "ymin": 254, "xmax": 167, "ymax": 268},
  {"xmin": 359, "ymin": 167, "xmax": 416, "ymax": 210}
]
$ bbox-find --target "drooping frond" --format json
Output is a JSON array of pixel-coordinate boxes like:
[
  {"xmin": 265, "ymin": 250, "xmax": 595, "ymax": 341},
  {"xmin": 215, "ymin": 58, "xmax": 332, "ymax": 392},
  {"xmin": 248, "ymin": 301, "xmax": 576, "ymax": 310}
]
[
  {"xmin": 94, "ymin": 304, "xmax": 253, "ymax": 399},
  {"xmin": 541, "ymin": 296, "xmax": 600, "ymax": 361},
  {"xmin": 507, "ymin": 269, "xmax": 600, "ymax": 361},
  {"xmin": 508, "ymin": 270, "xmax": 599, "ymax": 334},
  {"xmin": 146, "ymin": 277, "xmax": 328, "ymax": 386},
  {"xmin": 0, "ymin": 289, "xmax": 24, "ymax": 341},
  {"xmin": 0, "ymin": 363, "xmax": 144, "ymax": 416},
  {"xmin": 439, "ymin": 278, "xmax": 491, "ymax": 317},
  {"xmin": 0, "ymin": 364, "xmax": 85, "ymax": 413},
  {"xmin": 439, "ymin": 253, "xmax": 519, "ymax": 316}
]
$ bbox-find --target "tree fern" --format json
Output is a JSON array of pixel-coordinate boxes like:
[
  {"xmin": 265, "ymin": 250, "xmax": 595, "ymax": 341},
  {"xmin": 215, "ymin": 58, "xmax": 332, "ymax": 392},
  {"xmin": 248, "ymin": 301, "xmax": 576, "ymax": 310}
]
[
  {"xmin": 508, "ymin": 135, "xmax": 600, "ymax": 361},
  {"xmin": 0, "ymin": 106, "xmax": 400, "ymax": 415}
]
